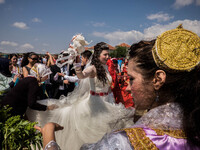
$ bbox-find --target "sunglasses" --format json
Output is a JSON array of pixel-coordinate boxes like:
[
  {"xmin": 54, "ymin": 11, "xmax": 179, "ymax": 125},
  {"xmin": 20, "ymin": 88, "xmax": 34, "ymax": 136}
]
[{"xmin": 30, "ymin": 57, "xmax": 38, "ymax": 61}]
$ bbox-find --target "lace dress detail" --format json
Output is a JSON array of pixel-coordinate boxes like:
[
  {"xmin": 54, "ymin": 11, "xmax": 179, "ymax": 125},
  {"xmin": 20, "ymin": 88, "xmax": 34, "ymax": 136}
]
[
  {"xmin": 135, "ymin": 103, "xmax": 183, "ymax": 130},
  {"xmin": 81, "ymin": 132, "xmax": 133, "ymax": 150},
  {"xmin": 90, "ymin": 67, "xmax": 112, "ymax": 93},
  {"xmin": 45, "ymin": 133, "xmax": 133, "ymax": 150}
]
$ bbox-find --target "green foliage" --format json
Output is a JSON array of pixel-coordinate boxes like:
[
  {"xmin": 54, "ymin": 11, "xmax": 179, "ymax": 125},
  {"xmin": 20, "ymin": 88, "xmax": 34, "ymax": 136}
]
[
  {"xmin": 0, "ymin": 105, "xmax": 43, "ymax": 150},
  {"xmin": 110, "ymin": 46, "xmax": 128, "ymax": 58}
]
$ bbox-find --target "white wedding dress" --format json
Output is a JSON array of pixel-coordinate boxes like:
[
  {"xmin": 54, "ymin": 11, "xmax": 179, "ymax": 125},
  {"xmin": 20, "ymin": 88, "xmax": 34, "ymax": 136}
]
[{"xmin": 26, "ymin": 65, "xmax": 135, "ymax": 150}]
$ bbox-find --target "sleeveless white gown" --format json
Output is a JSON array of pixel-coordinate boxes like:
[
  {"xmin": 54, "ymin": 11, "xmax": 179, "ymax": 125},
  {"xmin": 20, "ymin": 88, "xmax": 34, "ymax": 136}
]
[{"xmin": 26, "ymin": 65, "xmax": 135, "ymax": 150}]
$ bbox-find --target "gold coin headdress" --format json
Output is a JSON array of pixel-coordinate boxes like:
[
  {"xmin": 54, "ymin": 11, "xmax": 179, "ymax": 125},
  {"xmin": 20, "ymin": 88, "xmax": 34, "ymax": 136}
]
[{"xmin": 152, "ymin": 24, "xmax": 200, "ymax": 72}]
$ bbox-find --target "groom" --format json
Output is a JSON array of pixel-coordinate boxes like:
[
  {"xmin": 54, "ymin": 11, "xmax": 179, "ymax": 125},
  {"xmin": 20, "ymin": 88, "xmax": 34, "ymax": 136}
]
[{"xmin": 49, "ymin": 52, "xmax": 75, "ymax": 99}]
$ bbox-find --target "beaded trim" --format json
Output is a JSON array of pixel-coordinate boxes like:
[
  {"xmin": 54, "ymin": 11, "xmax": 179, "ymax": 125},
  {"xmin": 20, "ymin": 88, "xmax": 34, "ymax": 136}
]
[
  {"xmin": 123, "ymin": 128, "xmax": 158, "ymax": 150},
  {"xmin": 153, "ymin": 128, "xmax": 186, "ymax": 139},
  {"xmin": 121, "ymin": 127, "xmax": 186, "ymax": 149}
]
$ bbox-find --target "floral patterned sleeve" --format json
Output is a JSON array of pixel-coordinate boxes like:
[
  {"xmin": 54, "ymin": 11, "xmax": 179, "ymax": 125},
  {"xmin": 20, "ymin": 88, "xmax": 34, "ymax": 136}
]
[
  {"xmin": 44, "ymin": 141, "xmax": 61, "ymax": 150},
  {"xmin": 80, "ymin": 131, "xmax": 134, "ymax": 150}
]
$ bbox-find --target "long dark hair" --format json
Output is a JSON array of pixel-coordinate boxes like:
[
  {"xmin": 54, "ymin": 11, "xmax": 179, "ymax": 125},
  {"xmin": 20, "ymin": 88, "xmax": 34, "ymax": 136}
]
[
  {"xmin": 21, "ymin": 52, "xmax": 38, "ymax": 67},
  {"xmin": 91, "ymin": 42, "xmax": 109, "ymax": 85},
  {"xmin": 129, "ymin": 40, "xmax": 200, "ymax": 146},
  {"xmin": 9, "ymin": 53, "xmax": 18, "ymax": 60}
]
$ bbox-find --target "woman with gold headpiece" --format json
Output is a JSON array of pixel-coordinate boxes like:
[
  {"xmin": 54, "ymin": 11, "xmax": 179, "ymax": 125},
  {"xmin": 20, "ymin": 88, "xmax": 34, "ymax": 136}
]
[
  {"xmin": 80, "ymin": 25, "xmax": 200, "ymax": 149},
  {"xmin": 0, "ymin": 63, "xmax": 57, "ymax": 118},
  {"xmin": 36, "ymin": 25, "xmax": 200, "ymax": 149}
]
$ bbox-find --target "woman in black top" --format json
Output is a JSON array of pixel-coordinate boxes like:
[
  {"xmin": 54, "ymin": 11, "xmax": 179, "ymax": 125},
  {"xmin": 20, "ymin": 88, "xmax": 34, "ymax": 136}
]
[{"xmin": 21, "ymin": 52, "xmax": 39, "ymax": 77}]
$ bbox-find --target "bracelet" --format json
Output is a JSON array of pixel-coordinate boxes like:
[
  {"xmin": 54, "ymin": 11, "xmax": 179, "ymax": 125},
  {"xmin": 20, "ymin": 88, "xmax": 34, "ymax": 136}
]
[{"xmin": 75, "ymin": 69, "xmax": 82, "ymax": 73}]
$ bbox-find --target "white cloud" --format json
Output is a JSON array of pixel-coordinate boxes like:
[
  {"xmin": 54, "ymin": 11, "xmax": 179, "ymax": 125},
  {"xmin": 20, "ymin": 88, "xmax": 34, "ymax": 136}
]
[
  {"xmin": 13, "ymin": 22, "xmax": 29, "ymax": 29},
  {"xmin": 32, "ymin": 18, "xmax": 42, "ymax": 23},
  {"xmin": 0, "ymin": 41, "xmax": 18, "ymax": 47},
  {"xmin": 144, "ymin": 19, "xmax": 200, "ymax": 39},
  {"xmin": 20, "ymin": 43, "xmax": 34, "ymax": 49},
  {"xmin": 173, "ymin": 0, "xmax": 194, "ymax": 9},
  {"xmin": 147, "ymin": 12, "xmax": 174, "ymax": 22},
  {"xmin": 93, "ymin": 30, "xmax": 143, "ymax": 46},
  {"xmin": 93, "ymin": 19, "xmax": 200, "ymax": 46},
  {"xmin": 90, "ymin": 21, "xmax": 106, "ymax": 27},
  {"xmin": 0, "ymin": 42, "xmax": 34, "ymax": 53},
  {"xmin": 0, "ymin": 0, "xmax": 5, "ymax": 4},
  {"xmin": 196, "ymin": 0, "xmax": 200, "ymax": 5}
]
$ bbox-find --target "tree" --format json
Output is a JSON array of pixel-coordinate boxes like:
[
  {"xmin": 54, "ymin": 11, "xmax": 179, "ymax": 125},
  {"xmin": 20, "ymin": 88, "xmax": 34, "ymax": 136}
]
[{"xmin": 109, "ymin": 46, "xmax": 127, "ymax": 58}]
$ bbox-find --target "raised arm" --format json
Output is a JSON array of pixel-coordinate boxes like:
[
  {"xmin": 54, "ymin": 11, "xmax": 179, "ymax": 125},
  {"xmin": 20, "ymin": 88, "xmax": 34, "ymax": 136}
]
[
  {"xmin": 46, "ymin": 52, "xmax": 55, "ymax": 67},
  {"xmin": 74, "ymin": 56, "xmax": 96, "ymax": 79},
  {"xmin": 75, "ymin": 65, "xmax": 95, "ymax": 79}
]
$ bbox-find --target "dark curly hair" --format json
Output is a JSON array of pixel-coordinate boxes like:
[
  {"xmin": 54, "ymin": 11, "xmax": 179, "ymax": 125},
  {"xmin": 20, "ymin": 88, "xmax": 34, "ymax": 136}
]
[
  {"xmin": 9, "ymin": 53, "xmax": 18, "ymax": 60},
  {"xmin": 91, "ymin": 42, "xmax": 109, "ymax": 85},
  {"xmin": 129, "ymin": 40, "xmax": 200, "ymax": 147}
]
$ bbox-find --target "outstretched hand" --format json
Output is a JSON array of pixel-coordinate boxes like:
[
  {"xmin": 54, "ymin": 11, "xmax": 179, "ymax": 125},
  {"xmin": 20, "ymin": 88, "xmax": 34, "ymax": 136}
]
[
  {"xmin": 46, "ymin": 51, "xmax": 51, "ymax": 56},
  {"xmin": 34, "ymin": 122, "xmax": 64, "ymax": 133},
  {"xmin": 57, "ymin": 72, "xmax": 65, "ymax": 77},
  {"xmin": 34, "ymin": 122, "xmax": 64, "ymax": 148}
]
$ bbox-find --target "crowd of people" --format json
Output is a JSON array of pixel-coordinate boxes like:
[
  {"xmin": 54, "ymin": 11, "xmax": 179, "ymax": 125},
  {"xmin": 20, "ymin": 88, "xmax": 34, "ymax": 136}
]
[{"xmin": 0, "ymin": 25, "xmax": 200, "ymax": 150}]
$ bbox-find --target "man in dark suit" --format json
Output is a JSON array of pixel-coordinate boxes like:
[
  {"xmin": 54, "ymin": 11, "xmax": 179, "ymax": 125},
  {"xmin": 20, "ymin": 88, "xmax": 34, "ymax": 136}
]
[{"xmin": 50, "ymin": 53, "xmax": 75, "ymax": 99}]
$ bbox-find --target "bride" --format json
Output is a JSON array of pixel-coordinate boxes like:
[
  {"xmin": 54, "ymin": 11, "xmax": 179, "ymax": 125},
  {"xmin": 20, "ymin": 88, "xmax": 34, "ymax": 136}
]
[{"xmin": 27, "ymin": 42, "xmax": 135, "ymax": 150}]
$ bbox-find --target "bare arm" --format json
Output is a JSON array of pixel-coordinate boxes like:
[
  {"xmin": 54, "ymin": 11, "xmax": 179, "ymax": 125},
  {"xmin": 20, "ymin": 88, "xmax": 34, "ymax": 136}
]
[
  {"xmin": 22, "ymin": 67, "xmax": 28, "ymax": 77},
  {"xmin": 34, "ymin": 122, "xmax": 63, "ymax": 149},
  {"xmin": 46, "ymin": 52, "xmax": 55, "ymax": 67}
]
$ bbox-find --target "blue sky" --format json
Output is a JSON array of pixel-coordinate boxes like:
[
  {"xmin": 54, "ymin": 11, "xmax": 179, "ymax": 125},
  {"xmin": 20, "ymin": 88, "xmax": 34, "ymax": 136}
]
[{"xmin": 0, "ymin": 0, "xmax": 200, "ymax": 54}]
